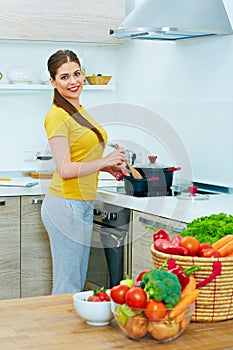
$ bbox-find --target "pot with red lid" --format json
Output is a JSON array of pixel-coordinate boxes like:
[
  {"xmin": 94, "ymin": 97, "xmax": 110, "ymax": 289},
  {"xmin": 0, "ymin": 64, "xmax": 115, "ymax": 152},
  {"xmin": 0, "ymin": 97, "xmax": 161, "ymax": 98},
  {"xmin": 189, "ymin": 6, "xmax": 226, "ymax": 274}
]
[{"xmin": 123, "ymin": 165, "xmax": 181, "ymax": 197}]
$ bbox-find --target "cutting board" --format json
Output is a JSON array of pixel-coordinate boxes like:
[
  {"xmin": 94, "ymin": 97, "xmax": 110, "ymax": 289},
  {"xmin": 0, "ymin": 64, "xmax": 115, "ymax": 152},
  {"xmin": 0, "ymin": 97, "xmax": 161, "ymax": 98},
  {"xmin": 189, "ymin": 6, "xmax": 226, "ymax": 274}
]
[{"xmin": 0, "ymin": 178, "xmax": 39, "ymax": 187}]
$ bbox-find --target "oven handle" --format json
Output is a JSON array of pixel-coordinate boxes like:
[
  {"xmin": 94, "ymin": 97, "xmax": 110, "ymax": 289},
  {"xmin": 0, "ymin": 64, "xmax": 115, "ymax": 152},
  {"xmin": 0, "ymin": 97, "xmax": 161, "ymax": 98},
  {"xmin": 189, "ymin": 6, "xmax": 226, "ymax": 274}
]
[
  {"xmin": 93, "ymin": 223, "xmax": 127, "ymax": 248},
  {"xmin": 138, "ymin": 216, "xmax": 186, "ymax": 233}
]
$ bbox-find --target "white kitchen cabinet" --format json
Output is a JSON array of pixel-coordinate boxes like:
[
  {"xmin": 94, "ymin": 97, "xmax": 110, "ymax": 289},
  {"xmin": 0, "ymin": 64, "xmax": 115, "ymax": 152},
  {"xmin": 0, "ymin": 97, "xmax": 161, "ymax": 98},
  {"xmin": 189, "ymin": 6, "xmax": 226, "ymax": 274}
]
[
  {"xmin": 0, "ymin": 0, "xmax": 125, "ymax": 43},
  {"xmin": 21, "ymin": 195, "xmax": 52, "ymax": 298},
  {"xmin": 131, "ymin": 210, "xmax": 187, "ymax": 280}
]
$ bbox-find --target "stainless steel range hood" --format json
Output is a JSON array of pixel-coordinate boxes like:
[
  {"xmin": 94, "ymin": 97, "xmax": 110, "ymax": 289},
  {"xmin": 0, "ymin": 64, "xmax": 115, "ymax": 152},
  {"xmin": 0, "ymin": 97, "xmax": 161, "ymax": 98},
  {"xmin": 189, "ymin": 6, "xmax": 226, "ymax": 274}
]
[{"xmin": 110, "ymin": 0, "xmax": 233, "ymax": 41}]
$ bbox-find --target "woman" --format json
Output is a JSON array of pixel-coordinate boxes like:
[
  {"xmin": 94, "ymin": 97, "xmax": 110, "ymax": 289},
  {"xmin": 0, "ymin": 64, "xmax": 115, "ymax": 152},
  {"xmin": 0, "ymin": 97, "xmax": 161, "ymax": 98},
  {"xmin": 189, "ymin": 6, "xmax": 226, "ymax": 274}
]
[{"xmin": 41, "ymin": 49, "xmax": 127, "ymax": 294}]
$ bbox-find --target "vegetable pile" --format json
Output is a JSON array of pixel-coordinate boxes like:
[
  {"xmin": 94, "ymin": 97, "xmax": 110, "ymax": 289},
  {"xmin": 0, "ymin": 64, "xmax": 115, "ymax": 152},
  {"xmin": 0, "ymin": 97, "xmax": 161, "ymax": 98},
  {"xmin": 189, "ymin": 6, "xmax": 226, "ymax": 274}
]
[
  {"xmin": 110, "ymin": 265, "xmax": 199, "ymax": 341},
  {"xmin": 149, "ymin": 220, "xmax": 233, "ymax": 258}
]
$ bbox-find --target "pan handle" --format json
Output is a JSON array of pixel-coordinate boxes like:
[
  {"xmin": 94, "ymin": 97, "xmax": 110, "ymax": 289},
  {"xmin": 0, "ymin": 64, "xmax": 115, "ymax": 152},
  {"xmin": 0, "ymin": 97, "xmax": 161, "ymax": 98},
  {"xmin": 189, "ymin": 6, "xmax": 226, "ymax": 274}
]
[{"xmin": 167, "ymin": 167, "xmax": 181, "ymax": 172}]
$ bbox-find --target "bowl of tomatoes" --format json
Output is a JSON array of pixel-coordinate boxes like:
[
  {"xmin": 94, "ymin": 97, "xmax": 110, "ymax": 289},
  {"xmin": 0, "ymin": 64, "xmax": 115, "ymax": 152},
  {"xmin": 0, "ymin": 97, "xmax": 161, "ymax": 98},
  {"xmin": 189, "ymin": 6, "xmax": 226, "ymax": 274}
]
[{"xmin": 73, "ymin": 288, "xmax": 113, "ymax": 326}]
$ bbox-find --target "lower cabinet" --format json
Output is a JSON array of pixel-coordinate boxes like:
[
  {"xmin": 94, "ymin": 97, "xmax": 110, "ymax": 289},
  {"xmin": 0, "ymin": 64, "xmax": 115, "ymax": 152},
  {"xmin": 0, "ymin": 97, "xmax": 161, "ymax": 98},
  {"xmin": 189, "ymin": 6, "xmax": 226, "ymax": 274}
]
[
  {"xmin": 21, "ymin": 196, "xmax": 52, "ymax": 298},
  {"xmin": 131, "ymin": 211, "xmax": 187, "ymax": 280},
  {"xmin": 0, "ymin": 197, "xmax": 20, "ymax": 299},
  {"xmin": 0, "ymin": 195, "xmax": 52, "ymax": 299}
]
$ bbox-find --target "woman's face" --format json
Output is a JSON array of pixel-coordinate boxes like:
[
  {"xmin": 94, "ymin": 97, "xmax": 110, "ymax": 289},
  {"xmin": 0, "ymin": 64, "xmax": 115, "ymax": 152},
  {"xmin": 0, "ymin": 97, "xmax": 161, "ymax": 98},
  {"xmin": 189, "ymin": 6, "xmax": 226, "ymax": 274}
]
[{"xmin": 50, "ymin": 61, "xmax": 84, "ymax": 106}]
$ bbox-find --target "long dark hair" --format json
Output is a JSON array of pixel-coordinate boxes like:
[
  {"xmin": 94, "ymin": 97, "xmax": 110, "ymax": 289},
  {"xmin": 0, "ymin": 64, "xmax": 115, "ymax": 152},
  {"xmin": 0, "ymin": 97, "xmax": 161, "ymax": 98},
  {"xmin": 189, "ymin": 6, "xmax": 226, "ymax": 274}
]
[{"xmin": 47, "ymin": 50, "xmax": 105, "ymax": 144}]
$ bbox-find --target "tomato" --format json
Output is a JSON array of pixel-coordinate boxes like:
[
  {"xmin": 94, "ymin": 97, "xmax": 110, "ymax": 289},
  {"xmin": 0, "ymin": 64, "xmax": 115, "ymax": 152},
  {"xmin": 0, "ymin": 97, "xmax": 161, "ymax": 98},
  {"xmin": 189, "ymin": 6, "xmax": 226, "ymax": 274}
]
[
  {"xmin": 198, "ymin": 243, "xmax": 213, "ymax": 256},
  {"xmin": 110, "ymin": 284, "xmax": 130, "ymax": 304},
  {"xmin": 144, "ymin": 299, "xmax": 167, "ymax": 321},
  {"xmin": 125, "ymin": 287, "xmax": 147, "ymax": 309},
  {"xmin": 180, "ymin": 236, "xmax": 200, "ymax": 256},
  {"xmin": 201, "ymin": 248, "xmax": 221, "ymax": 258},
  {"xmin": 87, "ymin": 295, "xmax": 101, "ymax": 302},
  {"xmin": 95, "ymin": 291, "xmax": 110, "ymax": 301}
]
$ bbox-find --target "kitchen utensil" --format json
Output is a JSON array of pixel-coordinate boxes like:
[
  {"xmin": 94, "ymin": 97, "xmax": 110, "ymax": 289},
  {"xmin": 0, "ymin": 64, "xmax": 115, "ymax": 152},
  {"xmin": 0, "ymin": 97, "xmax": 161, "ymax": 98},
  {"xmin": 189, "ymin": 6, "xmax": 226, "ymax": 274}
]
[
  {"xmin": 112, "ymin": 300, "xmax": 194, "ymax": 342},
  {"xmin": 73, "ymin": 290, "xmax": 113, "ymax": 326},
  {"xmin": 134, "ymin": 166, "xmax": 181, "ymax": 195},
  {"xmin": 115, "ymin": 144, "xmax": 143, "ymax": 179},
  {"xmin": 7, "ymin": 66, "xmax": 33, "ymax": 84}
]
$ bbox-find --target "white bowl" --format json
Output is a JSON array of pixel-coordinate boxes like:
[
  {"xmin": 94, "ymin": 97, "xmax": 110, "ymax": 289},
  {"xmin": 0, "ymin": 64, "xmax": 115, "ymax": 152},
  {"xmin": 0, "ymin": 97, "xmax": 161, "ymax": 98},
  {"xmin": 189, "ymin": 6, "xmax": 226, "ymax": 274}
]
[{"xmin": 73, "ymin": 290, "xmax": 113, "ymax": 326}]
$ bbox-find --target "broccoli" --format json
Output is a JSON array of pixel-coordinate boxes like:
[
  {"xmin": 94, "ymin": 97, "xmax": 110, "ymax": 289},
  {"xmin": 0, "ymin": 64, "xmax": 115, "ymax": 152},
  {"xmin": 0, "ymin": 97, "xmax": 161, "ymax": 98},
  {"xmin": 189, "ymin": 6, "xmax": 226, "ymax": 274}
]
[{"xmin": 142, "ymin": 268, "xmax": 181, "ymax": 308}]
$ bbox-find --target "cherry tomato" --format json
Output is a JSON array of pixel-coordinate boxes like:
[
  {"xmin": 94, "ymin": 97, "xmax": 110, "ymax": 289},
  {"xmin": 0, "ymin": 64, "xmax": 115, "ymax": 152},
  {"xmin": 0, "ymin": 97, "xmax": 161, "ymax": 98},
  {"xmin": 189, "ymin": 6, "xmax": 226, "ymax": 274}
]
[
  {"xmin": 110, "ymin": 285, "xmax": 130, "ymax": 304},
  {"xmin": 87, "ymin": 295, "xmax": 101, "ymax": 302},
  {"xmin": 144, "ymin": 299, "xmax": 167, "ymax": 321},
  {"xmin": 125, "ymin": 287, "xmax": 147, "ymax": 309},
  {"xmin": 198, "ymin": 243, "xmax": 213, "ymax": 256},
  {"xmin": 180, "ymin": 236, "xmax": 200, "ymax": 256},
  {"xmin": 201, "ymin": 248, "xmax": 221, "ymax": 258},
  {"xmin": 95, "ymin": 291, "xmax": 110, "ymax": 301}
]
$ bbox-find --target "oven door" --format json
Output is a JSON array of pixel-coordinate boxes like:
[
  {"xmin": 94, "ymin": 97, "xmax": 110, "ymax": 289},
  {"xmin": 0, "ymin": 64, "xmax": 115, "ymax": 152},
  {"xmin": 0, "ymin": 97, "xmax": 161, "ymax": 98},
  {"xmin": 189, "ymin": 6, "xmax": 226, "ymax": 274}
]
[{"xmin": 84, "ymin": 223, "xmax": 128, "ymax": 290}]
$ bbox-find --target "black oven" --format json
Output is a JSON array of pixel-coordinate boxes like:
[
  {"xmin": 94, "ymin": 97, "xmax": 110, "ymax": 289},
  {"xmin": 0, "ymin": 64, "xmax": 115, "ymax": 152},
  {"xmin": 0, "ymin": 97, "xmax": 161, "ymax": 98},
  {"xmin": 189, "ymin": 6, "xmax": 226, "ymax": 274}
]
[{"xmin": 85, "ymin": 202, "xmax": 131, "ymax": 289}]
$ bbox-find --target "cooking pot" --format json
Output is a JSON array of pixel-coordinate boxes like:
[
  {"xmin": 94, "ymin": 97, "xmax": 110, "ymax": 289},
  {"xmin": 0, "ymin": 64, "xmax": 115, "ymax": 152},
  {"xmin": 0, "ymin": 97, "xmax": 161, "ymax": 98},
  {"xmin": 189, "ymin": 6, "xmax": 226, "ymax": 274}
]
[
  {"xmin": 124, "ymin": 166, "xmax": 181, "ymax": 197},
  {"xmin": 124, "ymin": 176, "xmax": 160, "ymax": 197}
]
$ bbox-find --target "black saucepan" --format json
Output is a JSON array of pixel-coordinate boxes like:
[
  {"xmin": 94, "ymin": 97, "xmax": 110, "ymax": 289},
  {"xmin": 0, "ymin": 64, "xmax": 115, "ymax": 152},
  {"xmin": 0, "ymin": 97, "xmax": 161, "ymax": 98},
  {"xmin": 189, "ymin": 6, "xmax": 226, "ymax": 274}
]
[{"xmin": 124, "ymin": 166, "xmax": 181, "ymax": 197}]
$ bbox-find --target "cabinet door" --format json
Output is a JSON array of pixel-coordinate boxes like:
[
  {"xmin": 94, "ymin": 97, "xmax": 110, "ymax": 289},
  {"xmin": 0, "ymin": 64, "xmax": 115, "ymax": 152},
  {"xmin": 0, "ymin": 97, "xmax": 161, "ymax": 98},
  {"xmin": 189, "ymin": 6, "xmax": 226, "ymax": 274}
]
[
  {"xmin": 131, "ymin": 211, "xmax": 187, "ymax": 280},
  {"xmin": 21, "ymin": 196, "xmax": 52, "ymax": 297},
  {"xmin": 0, "ymin": 197, "xmax": 20, "ymax": 299},
  {"xmin": 0, "ymin": 0, "xmax": 125, "ymax": 43}
]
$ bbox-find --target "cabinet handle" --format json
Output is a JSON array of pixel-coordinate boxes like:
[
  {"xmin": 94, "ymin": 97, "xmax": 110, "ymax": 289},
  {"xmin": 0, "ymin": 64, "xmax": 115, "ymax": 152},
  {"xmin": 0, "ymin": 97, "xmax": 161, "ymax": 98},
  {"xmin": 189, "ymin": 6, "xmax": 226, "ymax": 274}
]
[
  {"xmin": 138, "ymin": 216, "xmax": 185, "ymax": 233},
  {"xmin": 31, "ymin": 198, "xmax": 43, "ymax": 205},
  {"xmin": 0, "ymin": 200, "xmax": 6, "ymax": 206}
]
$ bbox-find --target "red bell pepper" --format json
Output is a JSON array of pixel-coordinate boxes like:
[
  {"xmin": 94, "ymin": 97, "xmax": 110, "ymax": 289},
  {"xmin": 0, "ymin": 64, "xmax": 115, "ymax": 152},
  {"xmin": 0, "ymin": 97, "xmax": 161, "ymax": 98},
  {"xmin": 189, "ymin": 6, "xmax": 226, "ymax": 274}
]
[
  {"xmin": 169, "ymin": 264, "xmax": 201, "ymax": 289},
  {"xmin": 134, "ymin": 268, "xmax": 152, "ymax": 287},
  {"xmin": 146, "ymin": 225, "xmax": 170, "ymax": 242},
  {"xmin": 154, "ymin": 238, "xmax": 188, "ymax": 256}
]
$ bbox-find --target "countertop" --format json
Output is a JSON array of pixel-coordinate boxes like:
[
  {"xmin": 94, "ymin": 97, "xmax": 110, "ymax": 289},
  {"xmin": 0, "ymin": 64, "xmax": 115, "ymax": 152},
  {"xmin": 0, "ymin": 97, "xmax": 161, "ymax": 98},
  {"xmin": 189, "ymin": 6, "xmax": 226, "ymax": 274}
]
[
  {"xmin": 1, "ymin": 177, "xmax": 233, "ymax": 223},
  {"xmin": 0, "ymin": 293, "xmax": 233, "ymax": 350}
]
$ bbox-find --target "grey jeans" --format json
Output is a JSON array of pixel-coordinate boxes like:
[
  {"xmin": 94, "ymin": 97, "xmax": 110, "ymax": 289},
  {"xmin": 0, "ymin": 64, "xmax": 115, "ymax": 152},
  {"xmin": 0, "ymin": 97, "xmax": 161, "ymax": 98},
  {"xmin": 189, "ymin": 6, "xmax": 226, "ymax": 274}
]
[{"xmin": 41, "ymin": 193, "xmax": 94, "ymax": 294}]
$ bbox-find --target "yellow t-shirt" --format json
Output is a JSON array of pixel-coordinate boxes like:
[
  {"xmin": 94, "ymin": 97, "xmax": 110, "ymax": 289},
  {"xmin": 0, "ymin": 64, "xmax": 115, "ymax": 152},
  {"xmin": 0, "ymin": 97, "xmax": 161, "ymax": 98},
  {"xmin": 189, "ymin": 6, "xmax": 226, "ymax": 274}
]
[{"xmin": 44, "ymin": 104, "xmax": 108, "ymax": 200}]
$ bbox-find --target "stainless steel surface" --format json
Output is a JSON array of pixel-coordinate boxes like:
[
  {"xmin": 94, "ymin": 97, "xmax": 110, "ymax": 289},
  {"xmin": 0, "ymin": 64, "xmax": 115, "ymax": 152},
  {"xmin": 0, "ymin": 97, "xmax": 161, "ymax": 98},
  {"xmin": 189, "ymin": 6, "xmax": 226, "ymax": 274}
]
[
  {"xmin": 86, "ymin": 202, "xmax": 131, "ymax": 289},
  {"xmin": 110, "ymin": 0, "xmax": 233, "ymax": 41}
]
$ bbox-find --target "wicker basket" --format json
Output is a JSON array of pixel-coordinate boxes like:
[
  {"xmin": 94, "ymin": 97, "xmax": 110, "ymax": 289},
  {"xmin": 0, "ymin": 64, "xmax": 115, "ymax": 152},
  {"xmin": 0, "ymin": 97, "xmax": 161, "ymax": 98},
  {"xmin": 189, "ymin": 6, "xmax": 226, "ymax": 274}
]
[
  {"xmin": 151, "ymin": 244, "xmax": 233, "ymax": 322},
  {"xmin": 86, "ymin": 75, "xmax": 112, "ymax": 85}
]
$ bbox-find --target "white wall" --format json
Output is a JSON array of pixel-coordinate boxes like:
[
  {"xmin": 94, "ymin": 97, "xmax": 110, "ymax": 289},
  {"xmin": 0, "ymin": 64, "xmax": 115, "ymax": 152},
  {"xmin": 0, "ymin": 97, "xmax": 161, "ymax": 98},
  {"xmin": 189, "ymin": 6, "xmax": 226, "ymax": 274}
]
[
  {"xmin": 0, "ymin": 40, "xmax": 117, "ymax": 171},
  {"xmin": 114, "ymin": 3, "xmax": 233, "ymax": 188}
]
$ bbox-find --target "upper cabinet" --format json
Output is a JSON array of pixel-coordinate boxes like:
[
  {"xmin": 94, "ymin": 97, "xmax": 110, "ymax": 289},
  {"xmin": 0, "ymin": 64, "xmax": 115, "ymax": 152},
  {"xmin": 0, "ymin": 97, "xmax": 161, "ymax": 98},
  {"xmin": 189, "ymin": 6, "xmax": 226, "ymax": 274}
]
[{"xmin": 0, "ymin": 0, "xmax": 125, "ymax": 43}]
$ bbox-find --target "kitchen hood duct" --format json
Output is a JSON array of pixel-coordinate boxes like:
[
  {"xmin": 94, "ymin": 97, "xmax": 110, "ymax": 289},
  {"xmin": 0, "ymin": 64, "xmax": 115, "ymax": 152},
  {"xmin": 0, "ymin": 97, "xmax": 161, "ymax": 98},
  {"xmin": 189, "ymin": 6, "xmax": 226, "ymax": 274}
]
[{"xmin": 109, "ymin": 0, "xmax": 233, "ymax": 41}]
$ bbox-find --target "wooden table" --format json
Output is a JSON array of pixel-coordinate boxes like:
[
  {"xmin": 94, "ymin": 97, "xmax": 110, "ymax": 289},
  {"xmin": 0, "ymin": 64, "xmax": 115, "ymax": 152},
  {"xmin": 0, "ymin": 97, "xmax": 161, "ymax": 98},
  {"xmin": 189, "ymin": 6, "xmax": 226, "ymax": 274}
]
[{"xmin": 0, "ymin": 294, "xmax": 232, "ymax": 350}]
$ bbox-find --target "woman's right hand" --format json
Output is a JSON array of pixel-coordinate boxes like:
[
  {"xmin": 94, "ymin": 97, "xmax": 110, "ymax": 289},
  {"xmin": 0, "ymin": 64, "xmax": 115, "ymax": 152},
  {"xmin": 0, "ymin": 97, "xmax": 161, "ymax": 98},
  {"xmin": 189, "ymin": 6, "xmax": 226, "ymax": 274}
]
[{"xmin": 102, "ymin": 148, "xmax": 126, "ymax": 168}]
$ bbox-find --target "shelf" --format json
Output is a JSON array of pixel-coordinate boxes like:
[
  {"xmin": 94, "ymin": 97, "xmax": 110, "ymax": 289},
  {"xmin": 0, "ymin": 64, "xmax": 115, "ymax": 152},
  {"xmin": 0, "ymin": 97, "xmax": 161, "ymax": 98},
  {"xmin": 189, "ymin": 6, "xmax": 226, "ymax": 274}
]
[{"xmin": 0, "ymin": 83, "xmax": 114, "ymax": 93}]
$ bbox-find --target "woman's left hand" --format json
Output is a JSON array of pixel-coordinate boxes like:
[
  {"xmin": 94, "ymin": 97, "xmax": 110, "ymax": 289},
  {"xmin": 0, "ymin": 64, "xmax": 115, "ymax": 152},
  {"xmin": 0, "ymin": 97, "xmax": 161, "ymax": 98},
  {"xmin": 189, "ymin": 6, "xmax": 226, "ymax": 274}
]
[{"xmin": 105, "ymin": 165, "xmax": 129, "ymax": 180}]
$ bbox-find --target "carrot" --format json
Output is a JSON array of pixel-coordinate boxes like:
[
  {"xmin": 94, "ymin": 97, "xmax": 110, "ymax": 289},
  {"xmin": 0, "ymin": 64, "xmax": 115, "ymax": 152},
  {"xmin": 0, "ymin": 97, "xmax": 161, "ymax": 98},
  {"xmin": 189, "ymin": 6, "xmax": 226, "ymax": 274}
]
[
  {"xmin": 170, "ymin": 289, "xmax": 199, "ymax": 319},
  {"xmin": 225, "ymin": 251, "xmax": 233, "ymax": 257},
  {"xmin": 212, "ymin": 235, "xmax": 233, "ymax": 250},
  {"xmin": 175, "ymin": 310, "xmax": 186, "ymax": 323},
  {"xmin": 181, "ymin": 276, "xmax": 196, "ymax": 299},
  {"xmin": 218, "ymin": 239, "xmax": 233, "ymax": 257},
  {"xmin": 180, "ymin": 318, "xmax": 187, "ymax": 329}
]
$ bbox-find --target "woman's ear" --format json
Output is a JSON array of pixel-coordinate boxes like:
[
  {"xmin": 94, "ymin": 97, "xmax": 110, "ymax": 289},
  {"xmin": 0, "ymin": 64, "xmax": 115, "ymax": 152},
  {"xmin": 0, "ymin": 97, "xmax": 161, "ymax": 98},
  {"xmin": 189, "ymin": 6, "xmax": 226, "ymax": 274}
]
[{"xmin": 50, "ymin": 77, "xmax": 56, "ymax": 88}]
